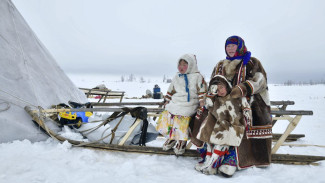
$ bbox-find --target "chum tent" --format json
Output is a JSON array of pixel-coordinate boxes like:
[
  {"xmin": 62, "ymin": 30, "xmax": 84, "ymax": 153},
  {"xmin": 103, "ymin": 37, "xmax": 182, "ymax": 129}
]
[{"xmin": 0, "ymin": 0, "xmax": 87, "ymax": 143}]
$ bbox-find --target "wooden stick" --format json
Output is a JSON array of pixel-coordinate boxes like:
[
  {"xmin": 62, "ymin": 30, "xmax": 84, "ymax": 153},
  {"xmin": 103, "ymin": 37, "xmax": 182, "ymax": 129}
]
[
  {"xmin": 271, "ymin": 110, "xmax": 313, "ymax": 115},
  {"xmin": 272, "ymin": 115, "xmax": 302, "ymax": 154},
  {"xmin": 270, "ymin": 101, "xmax": 295, "ymax": 105},
  {"xmin": 30, "ymin": 107, "xmax": 164, "ymax": 113},
  {"xmin": 90, "ymin": 102, "xmax": 164, "ymax": 106},
  {"xmin": 281, "ymin": 143, "xmax": 325, "ymax": 148},
  {"xmin": 118, "ymin": 119, "xmax": 142, "ymax": 146}
]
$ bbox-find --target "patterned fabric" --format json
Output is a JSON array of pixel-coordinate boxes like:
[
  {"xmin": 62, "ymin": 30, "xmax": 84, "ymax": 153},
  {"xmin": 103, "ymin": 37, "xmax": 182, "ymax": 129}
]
[
  {"xmin": 220, "ymin": 146, "xmax": 237, "ymax": 167},
  {"xmin": 197, "ymin": 143, "xmax": 207, "ymax": 163},
  {"xmin": 225, "ymin": 35, "xmax": 251, "ymax": 65},
  {"xmin": 156, "ymin": 110, "xmax": 191, "ymax": 140}
]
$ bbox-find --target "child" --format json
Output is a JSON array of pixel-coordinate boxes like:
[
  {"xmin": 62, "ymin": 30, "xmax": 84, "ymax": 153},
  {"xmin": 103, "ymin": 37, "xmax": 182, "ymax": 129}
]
[
  {"xmin": 195, "ymin": 75, "xmax": 250, "ymax": 175},
  {"xmin": 156, "ymin": 54, "xmax": 207, "ymax": 155}
]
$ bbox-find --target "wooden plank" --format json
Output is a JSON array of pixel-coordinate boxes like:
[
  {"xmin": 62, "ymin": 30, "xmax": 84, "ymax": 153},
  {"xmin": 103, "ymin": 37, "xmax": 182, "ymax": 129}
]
[
  {"xmin": 271, "ymin": 154, "xmax": 325, "ymax": 163},
  {"xmin": 272, "ymin": 133, "xmax": 305, "ymax": 142},
  {"xmin": 90, "ymin": 102, "xmax": 164, "ymax": 106},
  {"xmin": 32, "ymin": 107, "xmax": 164, "ymax": 113},
  {"xmin": 118, "ymin": 119, "xmax": 142, "ymax": 146},
  {"xmin": 281, "ymin": 144, "xmax": 325, "ymax": 148},
  {"xmin": 270, "ymin": 101, "xmax": 295, "ymax": 106},
  {"xmin": 92, "ymin": 101, "xmax": 293, "ymax": 106},
  {"xmin": 271, "ymin": 110, "xmax": 313, "ymax": 115},
  {"xmin": 35, "ymin": 107, "xmax": 314, "ymax": 116}
]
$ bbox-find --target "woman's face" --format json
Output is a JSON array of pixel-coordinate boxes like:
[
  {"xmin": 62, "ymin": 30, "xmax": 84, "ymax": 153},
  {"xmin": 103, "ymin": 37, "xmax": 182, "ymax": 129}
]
[
  {"xmin": 226, "ymin": 44, "xmax": 238, "ymax": 58},
  {"xmin": 178, "ymin": 60, "xmax": 188, "ymax": 74}
]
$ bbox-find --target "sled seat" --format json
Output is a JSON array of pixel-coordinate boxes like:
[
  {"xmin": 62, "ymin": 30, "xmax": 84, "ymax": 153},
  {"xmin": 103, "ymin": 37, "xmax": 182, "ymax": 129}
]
[
  {"xmin": 79, "ymin": 87, "xmax": 125, "ymax": 103},
  {"xmin": 88, "ymin": 101, "xmax": 164, "ymax": 117}
]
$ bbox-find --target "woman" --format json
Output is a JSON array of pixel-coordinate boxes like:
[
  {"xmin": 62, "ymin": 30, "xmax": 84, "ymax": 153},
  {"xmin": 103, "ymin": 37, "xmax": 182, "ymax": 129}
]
[{"xmin": 200, "ymin": 35, "xmax": 272, "ymax": 177}]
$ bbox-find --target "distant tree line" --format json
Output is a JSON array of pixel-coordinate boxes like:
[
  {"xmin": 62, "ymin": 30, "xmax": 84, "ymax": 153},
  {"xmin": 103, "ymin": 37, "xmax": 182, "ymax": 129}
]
[
  {"xmin": 283, "ymin": 79, "xmax": 325, "ymax": 86},
  {"xmin": 120, "ymin": 74, "xmax": 171, "ymax": 83}
]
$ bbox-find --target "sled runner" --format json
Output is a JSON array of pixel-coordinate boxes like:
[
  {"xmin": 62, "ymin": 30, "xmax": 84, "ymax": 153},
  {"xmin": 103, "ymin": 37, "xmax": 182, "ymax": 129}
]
[{"xmin": 24, "ymin": 100, "xmax": 325, "ymax": 165}]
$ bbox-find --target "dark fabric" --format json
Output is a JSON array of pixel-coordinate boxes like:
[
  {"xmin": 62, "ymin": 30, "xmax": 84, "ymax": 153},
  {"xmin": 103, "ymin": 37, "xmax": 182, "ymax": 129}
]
[
  {"xmin": 237, "ymin": 136, "xmax": 272, "ymax": 168},
  {"xmin": 190, "ymin": 108, "xmax": 209, "ymax": 147},
  {"xmin": 232, "ymin": 58, "xmax": 272, "ymax": 168}
]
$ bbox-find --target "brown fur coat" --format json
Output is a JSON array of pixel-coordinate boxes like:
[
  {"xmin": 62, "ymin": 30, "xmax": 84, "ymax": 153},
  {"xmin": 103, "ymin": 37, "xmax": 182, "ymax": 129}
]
[
  {"xmin": 211, "ymin": 57, "xmax": 272, "ymax": 168},
  {"xmin": 195, "ymin": 75, "xmax": 248, "ymax": 147}
]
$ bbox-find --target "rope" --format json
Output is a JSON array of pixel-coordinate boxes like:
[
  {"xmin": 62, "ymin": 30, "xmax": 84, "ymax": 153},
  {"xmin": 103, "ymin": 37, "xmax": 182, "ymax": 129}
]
[
  {"xmin": 0, "ymin": 88, "xmax": 37, "ymax": 107},
  {"xmin": 74, "ymin": 114, "xmax": 128, "ymax": 147},
  {"xmin": 79, "ymin": 112, "xmax": 125, "ymax": 135},
  {"xmin": 35, "ymin": 106, "xmax": 60, "ymax": 141},
  {"xmin": 109, "ymin": 115, "xmax": 127, "ymax": 144}
]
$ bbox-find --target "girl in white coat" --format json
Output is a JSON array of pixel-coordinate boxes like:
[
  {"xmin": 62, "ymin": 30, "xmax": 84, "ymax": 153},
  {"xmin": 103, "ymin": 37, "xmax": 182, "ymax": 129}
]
[{"xmin": 156, "ymin": 54, "xmax": 207, "ymax": 155}]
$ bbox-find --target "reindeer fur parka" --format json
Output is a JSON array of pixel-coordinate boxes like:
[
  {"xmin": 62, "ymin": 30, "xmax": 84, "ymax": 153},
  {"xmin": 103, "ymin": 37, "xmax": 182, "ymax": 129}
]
[
  {"xmin": 165, "ymin": 54, "xmax": 207, "ymax": 117},
  {"xmin": 196, "ymin": 75, "xmax": 248, "ymax": 147},
  {"xmin": 211, "ymin": 57, "xmax": 272, "ymax": 168}
]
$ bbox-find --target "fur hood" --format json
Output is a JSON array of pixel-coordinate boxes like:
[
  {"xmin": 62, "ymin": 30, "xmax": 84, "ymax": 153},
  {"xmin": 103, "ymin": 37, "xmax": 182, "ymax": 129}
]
[
  {"xmin": 209, "ymin": 75, "xmax": 232, "ymax": 94},
  {"xmin": 178, "ymin": 54, "xmax": 199, "ymax": 74}
]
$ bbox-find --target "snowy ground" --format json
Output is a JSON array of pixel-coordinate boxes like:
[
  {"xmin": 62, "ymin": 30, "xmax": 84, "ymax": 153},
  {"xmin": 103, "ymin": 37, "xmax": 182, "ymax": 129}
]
[{"xmin": 1, "ymin": 73, "xmax": 325, "ymax": 183}]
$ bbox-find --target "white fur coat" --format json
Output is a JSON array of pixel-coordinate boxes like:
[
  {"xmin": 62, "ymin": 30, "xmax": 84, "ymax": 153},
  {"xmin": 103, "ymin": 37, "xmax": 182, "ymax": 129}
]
[{"xmin": 165, "ymin": 54, "xmax": 207, "ymax": 117}]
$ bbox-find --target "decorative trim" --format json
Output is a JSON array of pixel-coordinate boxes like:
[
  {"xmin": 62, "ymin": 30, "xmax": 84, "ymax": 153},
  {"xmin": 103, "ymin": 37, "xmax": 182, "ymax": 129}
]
[
  {"xmin": 245, "ymin": 80, "xmax": 254, "ymax": 95},
  {"xmin": 236, "ymin": 85, "xmax": 244, "ymax": 97}
]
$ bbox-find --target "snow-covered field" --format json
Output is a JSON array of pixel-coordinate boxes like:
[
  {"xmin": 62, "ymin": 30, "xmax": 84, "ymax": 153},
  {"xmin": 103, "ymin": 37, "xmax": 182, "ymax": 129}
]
[{"xmin": 1, "ymin": 73, "xmax": 325, "ymax": 183}]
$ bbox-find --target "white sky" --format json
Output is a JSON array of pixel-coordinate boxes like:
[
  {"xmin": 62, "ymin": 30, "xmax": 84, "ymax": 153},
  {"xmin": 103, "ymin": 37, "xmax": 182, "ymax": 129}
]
[{"xmin": 12, "ymin": 0, "xmax": 325, "ymax": 83}]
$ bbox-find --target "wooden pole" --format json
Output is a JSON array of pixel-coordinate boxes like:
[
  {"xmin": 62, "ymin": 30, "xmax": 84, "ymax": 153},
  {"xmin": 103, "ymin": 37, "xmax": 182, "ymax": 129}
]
[
  {"xmin": 90, "ymin": 102, "xmax": 164, "ymax": 106},
  {"xmin": 272, "ymin": 115, "xmax": 302, "ymax": 154},
  {"xmin": 30, "ymin": 107, "xmax": 164, "ymax": 113}
]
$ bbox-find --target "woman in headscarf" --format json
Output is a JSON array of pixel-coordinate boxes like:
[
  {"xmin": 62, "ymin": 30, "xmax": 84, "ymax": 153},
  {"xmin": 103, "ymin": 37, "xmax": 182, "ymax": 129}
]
[{"xmin": 199, "ymin": 35, "xmax": 272, "ymax": 177}]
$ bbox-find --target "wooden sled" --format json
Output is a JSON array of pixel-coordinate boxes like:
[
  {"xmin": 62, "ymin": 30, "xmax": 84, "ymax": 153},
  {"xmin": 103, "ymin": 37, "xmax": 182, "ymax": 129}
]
[
  {"xmin": 79, "ymin": 87, "xmax": 125, "ymax": 103},
  {"xmin": 25, "ymin": 104, "xmax": 325, "ymax": 166}
]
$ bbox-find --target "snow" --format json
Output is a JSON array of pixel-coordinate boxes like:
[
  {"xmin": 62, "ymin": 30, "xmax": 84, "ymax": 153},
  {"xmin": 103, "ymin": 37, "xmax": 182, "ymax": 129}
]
[{"xmin": 1, "ymin": 73, "xmax": 325, "ymax": 183}]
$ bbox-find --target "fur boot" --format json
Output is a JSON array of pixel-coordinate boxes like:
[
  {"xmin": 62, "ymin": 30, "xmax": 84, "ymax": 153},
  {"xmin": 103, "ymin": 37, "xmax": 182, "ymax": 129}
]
[
  {"xmin": 218, "ymin": 164, "xmax": 236, "ymax": 178},
  {"xmin": 174, "ymin": 140, "xmax": 187, "ymax": 155},
  {"xmin": 195, "ymin": 143, "xmax": 213, "ymax": 172},
  {"xmin": 162, "ymin": 139, "xmax": 176, "ymax": 151},
  {"xmin": 201, "ymin": 144, "xmax": 229, "ymax": 175},
  {"xmin": 194, "ymin": 143, "xmax": 207, "ymax": 171}
]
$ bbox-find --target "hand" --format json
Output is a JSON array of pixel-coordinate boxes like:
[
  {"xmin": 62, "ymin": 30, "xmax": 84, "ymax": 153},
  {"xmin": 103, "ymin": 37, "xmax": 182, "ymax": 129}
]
[
  {"xmin": 199, "ymin": 100, "xmax": 205, "ymax": 107},
  {"xmin": 230, "ymin": 86, "xmax": 243, "ymax": 98}
]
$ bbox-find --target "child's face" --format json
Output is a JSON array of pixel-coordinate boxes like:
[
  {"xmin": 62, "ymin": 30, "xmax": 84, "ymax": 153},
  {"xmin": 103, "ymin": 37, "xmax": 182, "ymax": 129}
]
[
  {"xmin": 178, "ymin": 60, "xmax": 188, "ymax": 74},
  {"xmin": 216, "ymin": 84, "xmax": 227, "ymax": 97}
]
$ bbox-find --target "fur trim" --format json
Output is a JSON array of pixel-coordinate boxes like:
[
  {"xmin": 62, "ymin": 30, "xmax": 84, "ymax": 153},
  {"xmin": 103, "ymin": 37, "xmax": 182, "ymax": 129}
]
[
  {"xmin": 178, "ymin": 54, "xmax": 199, "ymax": 74},
  {"xmin": 222, "ymin": 59, "xmax": 241, "ymax": 81}
]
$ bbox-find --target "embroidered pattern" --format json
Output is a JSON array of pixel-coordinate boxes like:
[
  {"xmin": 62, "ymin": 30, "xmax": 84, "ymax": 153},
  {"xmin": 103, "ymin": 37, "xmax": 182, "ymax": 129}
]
[{"xmin": 221, "ymin": 146, "xmax": 237, "ymax": 166}]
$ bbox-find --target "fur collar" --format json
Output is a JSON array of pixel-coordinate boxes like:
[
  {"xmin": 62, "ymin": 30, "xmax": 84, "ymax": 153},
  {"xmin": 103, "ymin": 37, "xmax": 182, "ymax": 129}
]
[{"xmin": 221, "ymin": 59, "xmax": 242, "ymax": 81}]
